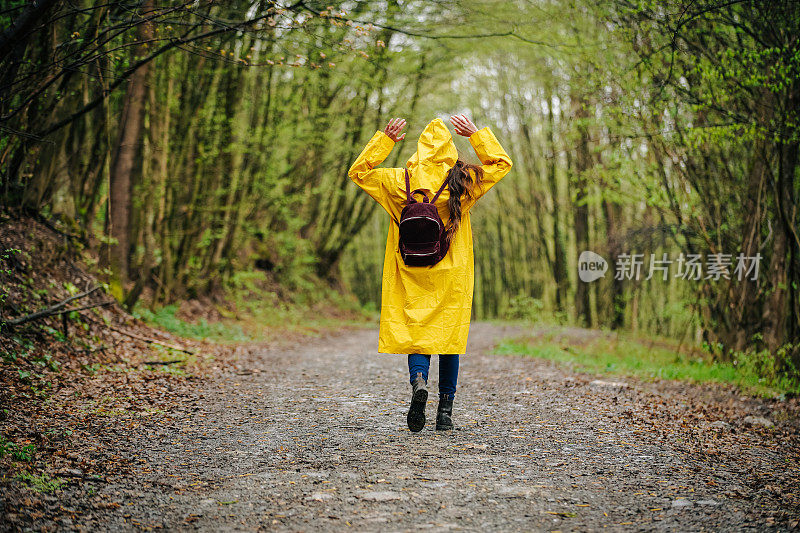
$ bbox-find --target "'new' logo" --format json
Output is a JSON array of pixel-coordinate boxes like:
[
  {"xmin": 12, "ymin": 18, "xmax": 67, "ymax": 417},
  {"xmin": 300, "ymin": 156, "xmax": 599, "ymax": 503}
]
[{"xmin": 578, "ymin": 251, "xmax": 608, "ymax": 282}]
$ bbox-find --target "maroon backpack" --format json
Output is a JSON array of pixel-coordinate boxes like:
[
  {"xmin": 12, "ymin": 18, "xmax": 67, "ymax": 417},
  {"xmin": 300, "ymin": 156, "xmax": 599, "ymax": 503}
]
[{"xmin": 398, "ymin": 169, "xmax": 451, "ymax": 267}]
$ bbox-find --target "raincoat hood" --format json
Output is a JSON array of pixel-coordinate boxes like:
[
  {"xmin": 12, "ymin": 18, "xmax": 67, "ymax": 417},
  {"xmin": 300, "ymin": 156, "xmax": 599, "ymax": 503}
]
[{"xmin": 405, "ymin": 118, "xmax": 458, "ymax": 188}]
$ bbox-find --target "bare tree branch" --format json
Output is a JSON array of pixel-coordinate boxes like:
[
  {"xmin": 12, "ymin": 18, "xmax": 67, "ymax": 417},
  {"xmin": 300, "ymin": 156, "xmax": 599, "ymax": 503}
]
[
  {"xmin": 32, "ymin": 11, "xmax": 278, "ymax": 140},
  {"xmin": 3, "ymin": 286, "xmax": 105, "ymax": 327},
  {"xmin": 0, "ymin": 0, "xmax": 60, "ymax": 61}
]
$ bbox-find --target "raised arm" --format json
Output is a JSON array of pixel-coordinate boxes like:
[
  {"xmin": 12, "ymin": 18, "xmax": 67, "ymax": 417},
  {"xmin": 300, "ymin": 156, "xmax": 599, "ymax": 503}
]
[
  {"xmin": 348, "ymin": 118, "xmax": 406, "ymax": 207},
  {"xmin": 450, "ymin": 114, "xmax": 512, "ymax": 209}
]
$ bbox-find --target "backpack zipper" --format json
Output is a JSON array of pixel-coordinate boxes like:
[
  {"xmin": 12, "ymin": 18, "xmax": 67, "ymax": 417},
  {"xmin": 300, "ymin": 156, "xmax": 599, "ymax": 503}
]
[{"xmin": 400, "ymin": 216, "xmax": 443, "ymax": 231}]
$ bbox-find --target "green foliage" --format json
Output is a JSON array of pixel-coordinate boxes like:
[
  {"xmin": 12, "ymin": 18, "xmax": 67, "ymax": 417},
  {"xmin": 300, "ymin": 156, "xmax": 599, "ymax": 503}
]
[
  {"xmin": 224, "ymin": 268, "xmax": 372, "ymax": 336},
  {"xmin": 2, "ymin": 0, "xmax": 797, "ymax": 386},
  {"xmin": 495, "ymin": 330, "xmax": 800, "ymax": 398},
  {"xmin": 501, "ymin": 296, "xmax": 545, "ymax": 322},
  {"xmin": 3, "ymin": 335, "xmax": 33, "ymax": 363},
  {"xmin": 62, "ymin": 281, "xmax": 79, "ymax": 296},
  {"xmin": 133, "ymin": 304, "xmax": 248, "ymax": 342},
  {"xmin": 16, "ymin": 472, "xmax": 65, "ymax": 493},
  {"xmin": 0, "ymin": 2, "xmax": 26, "ymax": 35},
  {"xmin": 1, "ymin": 247, "xmax": 21, "ymax": 274},
  {"xmin": 0, "ymin": 435, "xmax": 36, "ymax": 462},
  {"xmin": 40, "ymin": 325, "xmax": 69, "ymax": 344},
  {"xmin": 0, "ymin": 248, "xmax": 21, "ymax": 309},
  {"xmin": 731, "ymin": 343, "xmax": 800, "ymax": 396},
  {"xmin": 81, "ymin": 363, "xmax": 101, "ymax": 375},
  {"xmin": 31, "ymin": 352, "xmax": 61, "ymax": 372}
]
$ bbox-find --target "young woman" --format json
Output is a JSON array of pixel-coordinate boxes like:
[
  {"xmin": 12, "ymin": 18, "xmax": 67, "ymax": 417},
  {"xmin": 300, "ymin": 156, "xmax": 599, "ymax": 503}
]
[{"xmin": 348, "ymin": 115, "xmax": 512, "ymax": 432}]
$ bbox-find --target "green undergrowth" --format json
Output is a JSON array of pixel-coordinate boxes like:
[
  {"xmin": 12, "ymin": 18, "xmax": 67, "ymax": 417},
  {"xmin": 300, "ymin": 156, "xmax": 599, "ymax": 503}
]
[
  {"xmin": 494, "ymin": 327, "xmax": 800, "ymax": 399},
  {"xmin": 133, "ymin": 270, "xmax": 377, "ymax": 343},
  {"xmin": 0, "ymin": 435, "xmax": 35, "ymax": 462},
  {"xmin": 133, "ymin": 304, "xmax": 249, "ymax": 342},
  {"xmin": 15, "ymin": 471, "xmax": 65, "ymax": 493}
]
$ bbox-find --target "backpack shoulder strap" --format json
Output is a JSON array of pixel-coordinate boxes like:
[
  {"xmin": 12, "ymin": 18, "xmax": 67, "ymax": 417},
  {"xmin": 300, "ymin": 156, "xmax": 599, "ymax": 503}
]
[
  {"xmin": 404, "ymin": 169, "xmax": 415, "ymax": 203},
  {"xmin": 431, "ymin": 175, "xmax": 450, "ymax": 203}
]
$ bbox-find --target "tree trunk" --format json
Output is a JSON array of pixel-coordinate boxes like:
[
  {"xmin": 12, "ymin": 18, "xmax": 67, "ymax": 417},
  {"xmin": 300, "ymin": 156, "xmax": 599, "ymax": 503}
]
[
  {"xmin": 572, "ymin": 95, "xmax": 592, "ymax": 327},
  {"xmin": 763, "ymin": 228, "xmax": 788, "ymax": 352},
  {"xmin": 764, "ymin": 138, "xmax": 799, "ymax": 353},
  {"xmin": 546, "ymin": 92, "xmax": 568, "ymax": 312},
  {"xmin": 108, "ymin": 0, "xmax": 154, "ymax": 285},
  {"xmin": 730, "ymin": 139, "xmax": 768, "ymax": 351},
  {"xmin": 603, "ymin": 198, "xmax": 625, "ymax": 329}
]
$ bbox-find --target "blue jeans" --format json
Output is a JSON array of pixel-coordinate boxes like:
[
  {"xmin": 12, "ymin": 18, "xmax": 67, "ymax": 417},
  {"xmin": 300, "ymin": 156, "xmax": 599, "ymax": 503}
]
[{"xmin": 408, "ymin": 353, "xmax": 459, "ymax": 400}]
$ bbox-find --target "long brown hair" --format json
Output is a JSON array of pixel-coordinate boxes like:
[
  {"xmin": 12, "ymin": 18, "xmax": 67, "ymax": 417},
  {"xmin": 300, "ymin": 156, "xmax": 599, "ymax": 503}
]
[{"xmin": 445, "ymin": 159, "xmax": 484, "ymax": 243}]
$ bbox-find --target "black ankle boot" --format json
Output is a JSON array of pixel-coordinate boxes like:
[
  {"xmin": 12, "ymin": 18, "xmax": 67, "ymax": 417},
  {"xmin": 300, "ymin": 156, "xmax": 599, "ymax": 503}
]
[
  {"xmin": 406, "ymin": 372, "xmax": 428, "ymax": 433},
  {"xmin": 436, "ymin": 396, "xmax": 454, "ymax": 430}
]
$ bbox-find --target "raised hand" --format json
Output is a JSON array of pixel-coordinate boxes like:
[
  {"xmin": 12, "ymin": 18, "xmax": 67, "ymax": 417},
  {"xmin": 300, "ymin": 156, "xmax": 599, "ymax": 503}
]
[
  {"xmin": 384, "ymin": 118, "xmax": 407, "ymax": 142},
  {"xmin": 449, "ymin": 114, "xmax": 478, "ymax": 137}
]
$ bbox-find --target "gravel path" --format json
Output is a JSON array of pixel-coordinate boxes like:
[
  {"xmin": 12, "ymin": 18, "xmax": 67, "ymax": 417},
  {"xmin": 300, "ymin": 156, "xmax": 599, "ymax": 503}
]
[{"xmin": 33, "ymin": 323, "xmax": 800, "ymax": 531}]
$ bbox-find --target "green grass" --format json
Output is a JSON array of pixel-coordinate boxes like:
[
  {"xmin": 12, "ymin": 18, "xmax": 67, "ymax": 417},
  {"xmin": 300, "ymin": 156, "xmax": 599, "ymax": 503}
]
[
  {"xmin": 133, "ymin": 304, "xmax": 249, "ymax": 342},
  {"xmin": 493, "ymin": 328, "xmax": 800, "ymax": 398},
  {"xmin": 16, "ymin": 472, "xmax": 65, "ymax": 493},
  {"xmin": 224, "ymin": 269, "xmax": 377, "ymax": 337},
  {"xmin": 133, "ymin": 281, "xmax": 376, "ymax": 344},
  {"xmin": 0, "ymin": 435, "xmax": 35, "ymax": 462}
]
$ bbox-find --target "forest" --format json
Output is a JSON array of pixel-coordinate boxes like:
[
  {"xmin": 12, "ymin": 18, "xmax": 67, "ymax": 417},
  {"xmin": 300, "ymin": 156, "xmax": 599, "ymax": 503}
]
[
  {"xmin": 3, "ymin": 2, "xmax": 800, "ymax": 529},
  {"xmin": 1, "ymin": 0, "xmax": 798, "ymax": 368}
]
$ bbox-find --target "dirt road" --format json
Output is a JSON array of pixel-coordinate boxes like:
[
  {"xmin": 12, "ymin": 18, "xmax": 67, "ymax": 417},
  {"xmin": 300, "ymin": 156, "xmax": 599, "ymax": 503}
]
[{"xmin": 16, "ymin": 323, "xmax": 800, "ymax": 531}]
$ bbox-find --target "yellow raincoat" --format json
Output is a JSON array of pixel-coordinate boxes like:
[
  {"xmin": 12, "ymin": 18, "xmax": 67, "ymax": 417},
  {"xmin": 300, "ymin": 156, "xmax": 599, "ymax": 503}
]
[{"xmin": 348, "ymin": 118, "xmax": 512, "ymax": 354}]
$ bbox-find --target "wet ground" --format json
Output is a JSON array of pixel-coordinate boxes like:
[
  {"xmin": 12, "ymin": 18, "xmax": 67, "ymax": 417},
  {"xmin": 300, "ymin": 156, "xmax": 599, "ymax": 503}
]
[{"xmin": 10, "ymin": 323, "xmax": 799, "ymax": 531}]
